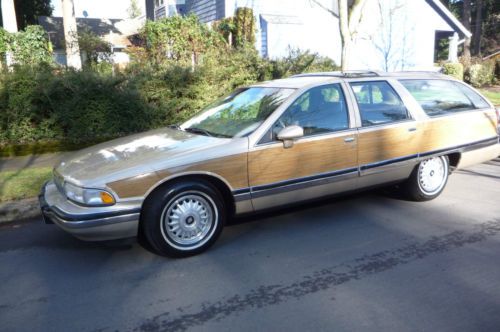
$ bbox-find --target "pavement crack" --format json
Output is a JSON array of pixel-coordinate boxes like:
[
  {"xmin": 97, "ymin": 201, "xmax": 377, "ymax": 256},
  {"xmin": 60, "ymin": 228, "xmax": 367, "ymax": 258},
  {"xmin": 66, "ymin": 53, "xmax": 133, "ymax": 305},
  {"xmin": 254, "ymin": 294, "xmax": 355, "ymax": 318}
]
[{"xmin": 134, "ymin": 219, "xmax": 500, "ymax": 332}]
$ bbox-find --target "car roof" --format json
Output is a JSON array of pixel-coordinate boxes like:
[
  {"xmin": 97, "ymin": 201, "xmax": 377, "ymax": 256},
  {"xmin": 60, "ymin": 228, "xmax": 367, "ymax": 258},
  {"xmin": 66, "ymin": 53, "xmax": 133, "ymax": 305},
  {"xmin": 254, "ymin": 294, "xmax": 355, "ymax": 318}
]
[
  {"xmin": 250, "ymin": 71, "xmax": 451, "ymax": 89},
  {"xmin": 251, "ymin": 76, "xmax": 337, "ymax": 89}
]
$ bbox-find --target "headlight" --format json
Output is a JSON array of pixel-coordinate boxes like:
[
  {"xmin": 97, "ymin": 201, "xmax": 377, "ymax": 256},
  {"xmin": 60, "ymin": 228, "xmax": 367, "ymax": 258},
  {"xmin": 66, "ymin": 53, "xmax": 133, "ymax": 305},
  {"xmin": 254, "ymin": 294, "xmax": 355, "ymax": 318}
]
[{"xmin": 63, "ymin": 182, "xmax": 115, "ymax": 206}]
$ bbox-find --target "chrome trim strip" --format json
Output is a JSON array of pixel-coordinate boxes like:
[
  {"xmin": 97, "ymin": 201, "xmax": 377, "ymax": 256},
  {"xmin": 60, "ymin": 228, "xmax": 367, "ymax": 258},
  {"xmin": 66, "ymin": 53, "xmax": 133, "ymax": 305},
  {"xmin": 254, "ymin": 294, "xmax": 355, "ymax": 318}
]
[
  {"xmin": 252, "ymin": 167, "xmax": 359, "ymax": 192},
  {"xmin": 360, "ymin": 154, "xmax": 418, "ymax": 171},
  {"xmin": 251, "ymin": 171, "xmax": 358, "ymax": 198},
  {"xmin": 44, "ymin": 210, "xmax": 140, "ymax": 229},
  {"xmin": 233, "ymin": 192, "xmax": 252, "ymax": 202}
]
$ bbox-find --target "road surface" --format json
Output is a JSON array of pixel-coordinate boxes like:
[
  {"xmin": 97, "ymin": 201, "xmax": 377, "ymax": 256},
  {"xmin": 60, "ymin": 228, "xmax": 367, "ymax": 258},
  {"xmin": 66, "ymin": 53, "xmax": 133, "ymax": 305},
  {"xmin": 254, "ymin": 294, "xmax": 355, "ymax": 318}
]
[{"xmin": 1, "ymin": 160, "xmax": 499, "ymax": 332}]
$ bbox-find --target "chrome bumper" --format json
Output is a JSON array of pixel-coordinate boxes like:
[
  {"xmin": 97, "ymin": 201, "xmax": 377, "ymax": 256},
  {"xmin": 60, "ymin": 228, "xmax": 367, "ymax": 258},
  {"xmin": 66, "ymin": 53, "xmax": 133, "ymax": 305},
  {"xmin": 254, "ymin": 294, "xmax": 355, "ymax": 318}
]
[{"xmin": 40, "ymin": 181, "xmax": 140, "ymax": 241}]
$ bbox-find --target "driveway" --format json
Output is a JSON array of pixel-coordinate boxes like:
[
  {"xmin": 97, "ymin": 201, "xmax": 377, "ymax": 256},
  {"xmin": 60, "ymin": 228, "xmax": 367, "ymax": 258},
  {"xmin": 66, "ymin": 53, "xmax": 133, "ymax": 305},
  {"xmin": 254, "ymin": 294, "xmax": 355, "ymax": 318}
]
[{"xmin": 0, "ymin": 160, "xmax": 499, "ymax": 332}]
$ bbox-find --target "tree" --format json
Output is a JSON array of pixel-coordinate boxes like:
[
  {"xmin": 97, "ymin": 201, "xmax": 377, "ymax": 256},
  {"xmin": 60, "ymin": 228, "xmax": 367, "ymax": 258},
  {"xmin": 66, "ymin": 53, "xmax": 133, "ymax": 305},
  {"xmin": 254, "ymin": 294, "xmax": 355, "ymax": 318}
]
[
  {"xmin": 14, "ymin": 0, "xmax": 52, "ymax": 30},
  {"xmin": 311, "ymin": 0, "xmax": 367, "ymax": 70},
  {"xmin": 462, "ymin": 0, "xmax": 472, "ymax": 59},
  {"xmin": 127, "ymin": 0, "xmax": 142, "ymax": 19},
  {"xmin": 373, "ymin": 0, "xmax": 414, "ymax": 71},
  {"xmin": 473, "ymin": 0, "xmax": 482, "ymax": 55},
  {"xmin": 62, "ymin": 0, "xmax": 81, "ymax": 69}
]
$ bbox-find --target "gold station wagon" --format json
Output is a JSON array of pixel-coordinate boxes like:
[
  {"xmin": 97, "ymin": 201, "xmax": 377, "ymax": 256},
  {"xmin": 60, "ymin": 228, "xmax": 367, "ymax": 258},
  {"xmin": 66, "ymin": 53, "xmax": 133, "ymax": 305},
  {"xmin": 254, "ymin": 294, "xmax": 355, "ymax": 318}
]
[{"xmin": 40, "ymin": 71, "xmax": 500, "ymax": 257}]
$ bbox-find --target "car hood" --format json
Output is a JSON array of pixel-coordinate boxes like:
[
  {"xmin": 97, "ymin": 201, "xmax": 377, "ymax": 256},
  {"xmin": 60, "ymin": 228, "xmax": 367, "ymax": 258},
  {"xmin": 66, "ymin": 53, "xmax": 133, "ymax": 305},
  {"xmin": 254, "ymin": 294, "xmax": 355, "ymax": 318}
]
[{"xmin": 55, "ymin": 127, "xmax": 229, "ymax": 187}]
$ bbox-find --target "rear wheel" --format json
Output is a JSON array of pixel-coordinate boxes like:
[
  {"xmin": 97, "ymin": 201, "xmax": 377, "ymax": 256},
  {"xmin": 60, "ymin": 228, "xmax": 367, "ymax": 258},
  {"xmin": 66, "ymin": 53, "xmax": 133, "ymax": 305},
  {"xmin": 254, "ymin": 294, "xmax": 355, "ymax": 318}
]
[
  {"xmin": 404, "ymin": 155, "xmax": 449, "ymax": 201},
  {"xmin": 140, "ymin": 180, "xmax": 226, "ymax": 257}
]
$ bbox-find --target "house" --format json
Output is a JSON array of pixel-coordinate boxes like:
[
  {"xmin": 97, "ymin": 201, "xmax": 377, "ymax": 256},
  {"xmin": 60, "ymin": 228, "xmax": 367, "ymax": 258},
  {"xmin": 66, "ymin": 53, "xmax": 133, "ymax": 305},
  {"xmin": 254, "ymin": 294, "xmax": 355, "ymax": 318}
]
[
  {"xmin": 144, "ymin": 0, "xmax": 471, "ymax": 71},
  {"xmin": 38, "ymin": 16, "xmax": 144, "ymax": 66}
]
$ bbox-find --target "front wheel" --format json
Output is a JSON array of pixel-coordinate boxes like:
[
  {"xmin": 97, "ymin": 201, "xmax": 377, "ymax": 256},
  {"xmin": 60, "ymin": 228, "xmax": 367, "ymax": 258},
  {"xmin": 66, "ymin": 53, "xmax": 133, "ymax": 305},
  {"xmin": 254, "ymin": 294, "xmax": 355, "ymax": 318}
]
[
  {"xmin": 403, "ymin": 155, "xmax": 449, "ymax": 201},
  {"xmin": 140, "ymin": 181, "xmax": 226, "ymax": 257}
]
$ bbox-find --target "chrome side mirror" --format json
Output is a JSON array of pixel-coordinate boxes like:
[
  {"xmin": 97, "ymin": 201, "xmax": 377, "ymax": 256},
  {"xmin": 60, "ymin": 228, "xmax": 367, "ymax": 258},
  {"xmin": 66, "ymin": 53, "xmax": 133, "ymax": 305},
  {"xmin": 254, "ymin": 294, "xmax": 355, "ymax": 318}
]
[{"xmin": 277, "ymin": 125, "xmax": 304, "ymax": 149}]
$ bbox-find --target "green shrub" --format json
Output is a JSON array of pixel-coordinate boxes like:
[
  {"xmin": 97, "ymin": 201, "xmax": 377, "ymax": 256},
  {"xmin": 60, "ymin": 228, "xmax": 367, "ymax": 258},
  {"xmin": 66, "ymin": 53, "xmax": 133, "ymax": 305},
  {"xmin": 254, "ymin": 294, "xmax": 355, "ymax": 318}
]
[
  {"xmin": 269, "ymin": 47, "xmax": 338, "ymax": 79},
  {"xmin": 465, "ymin": 59, "xmax": 496, "ymax": 87},
  {"xmin": 0, "ymin": 15, "xmax": 338, "ymax": 154},
  {"xmin": 8, "ymin": 25, "xmax": 52, "ymax": 66},
  {"xmin": 0, "ymin": 66, "xmax": 154, "ymax": 145},
  {"xmin": 442, "ymin": 62, "xmax": 464, "ymax": 80}
]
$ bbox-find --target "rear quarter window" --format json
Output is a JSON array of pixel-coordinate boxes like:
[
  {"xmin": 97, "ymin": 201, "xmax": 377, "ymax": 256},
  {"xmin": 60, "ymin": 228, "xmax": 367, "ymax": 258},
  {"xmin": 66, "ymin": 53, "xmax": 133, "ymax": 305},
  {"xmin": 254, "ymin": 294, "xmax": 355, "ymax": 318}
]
[{"xmin": 399, "ymin": 79, "xmax": 490, "ymax": 117}]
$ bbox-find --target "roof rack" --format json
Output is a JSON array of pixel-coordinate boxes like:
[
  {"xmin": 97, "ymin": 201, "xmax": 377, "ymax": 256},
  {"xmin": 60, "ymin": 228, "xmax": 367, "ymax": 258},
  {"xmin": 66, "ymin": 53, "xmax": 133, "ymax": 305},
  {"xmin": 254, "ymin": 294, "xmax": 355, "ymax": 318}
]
[
  {"xmin": 292, "ymin": 71, "xmax": 382, "ymax": 78},
  {"xmin": 292, "ymin": 70, "xmax": 448, "ymax": 79}
]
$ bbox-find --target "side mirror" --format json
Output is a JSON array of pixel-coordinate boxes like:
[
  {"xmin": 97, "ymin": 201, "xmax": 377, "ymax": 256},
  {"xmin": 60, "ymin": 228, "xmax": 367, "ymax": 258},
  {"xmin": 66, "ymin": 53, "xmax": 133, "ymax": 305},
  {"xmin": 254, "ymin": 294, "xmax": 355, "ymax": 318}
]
[{"xmin": 277, "ymin": 125, "xmax": 304, "ymax": 148}]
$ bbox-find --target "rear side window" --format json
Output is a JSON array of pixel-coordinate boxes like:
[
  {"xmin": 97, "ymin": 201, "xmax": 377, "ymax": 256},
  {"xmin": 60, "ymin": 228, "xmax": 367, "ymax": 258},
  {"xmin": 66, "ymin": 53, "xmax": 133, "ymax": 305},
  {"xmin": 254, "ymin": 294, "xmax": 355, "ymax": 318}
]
[
  {"xmin": 399, "ymin": 79, "xmax": 489, "ymax": 117},
  {"xmin": 350, "ymin": 81, "xmax": 410, "ymax": 127}
]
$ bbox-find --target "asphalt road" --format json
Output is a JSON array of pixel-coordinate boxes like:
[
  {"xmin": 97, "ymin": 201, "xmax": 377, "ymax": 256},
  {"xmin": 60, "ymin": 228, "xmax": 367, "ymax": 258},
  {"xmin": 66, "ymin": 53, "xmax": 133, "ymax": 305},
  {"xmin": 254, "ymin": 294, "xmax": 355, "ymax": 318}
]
[{"xmin": 1, "ymin": 160, "xmax": 500, "ymax": 332}]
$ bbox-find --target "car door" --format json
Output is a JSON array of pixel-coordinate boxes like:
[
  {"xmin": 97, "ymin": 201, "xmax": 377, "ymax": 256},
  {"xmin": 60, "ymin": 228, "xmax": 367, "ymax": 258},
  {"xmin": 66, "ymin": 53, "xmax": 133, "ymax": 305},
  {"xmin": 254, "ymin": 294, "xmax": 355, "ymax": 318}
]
[
  {"xmin": 349, "ymin": 80, "xmax": 422, "ymax": 188},
  {"xmin": 248, "ymin": 83, "xmax": 359, "ymax": 211}
]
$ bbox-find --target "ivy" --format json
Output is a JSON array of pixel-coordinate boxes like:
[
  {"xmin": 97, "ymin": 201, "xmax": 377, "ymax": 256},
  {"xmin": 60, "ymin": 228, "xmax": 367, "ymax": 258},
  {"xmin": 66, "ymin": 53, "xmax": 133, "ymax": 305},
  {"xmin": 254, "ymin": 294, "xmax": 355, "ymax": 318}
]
[
  {"xmin": 8, "ymin": 25, "xmax": 52, "ymax": 66},
  {"xmin": 140, "ymin": 14, "xmax": 224, "ymax": 67},
  {"xmin": 214, "ymin": 7, "xmax": 256, "ymax": 48}
]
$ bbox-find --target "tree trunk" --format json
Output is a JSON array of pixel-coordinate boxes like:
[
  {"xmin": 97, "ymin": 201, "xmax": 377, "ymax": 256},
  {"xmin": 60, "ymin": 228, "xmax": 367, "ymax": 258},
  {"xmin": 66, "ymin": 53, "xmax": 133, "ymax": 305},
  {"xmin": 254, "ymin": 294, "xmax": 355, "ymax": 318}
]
[
  {"xmin": 462, "ymin": 0, "xmax": 471, "ymax": 60},
  {"xmin": 1, "ymin": 0, "xmax": 18, "ymax": 66},
  {"xmin": 473, "ymin": 0, "xmax": 482, "ymax": 56},
  {"xmin": 62, "ymin": 0, "xmax": 82, "ymax": 70},
  {"xmin": 338, "ymin": 0, "xmax": 351, "ymax": 71}
]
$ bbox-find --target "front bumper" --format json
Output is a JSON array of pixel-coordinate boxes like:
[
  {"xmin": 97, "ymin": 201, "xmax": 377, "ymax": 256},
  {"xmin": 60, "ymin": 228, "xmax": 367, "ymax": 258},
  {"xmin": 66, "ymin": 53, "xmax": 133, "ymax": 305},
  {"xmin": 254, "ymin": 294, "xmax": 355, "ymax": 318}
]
[{"xmin": 40, "ymin": 181, "xmax": 141, "ymax": 241}]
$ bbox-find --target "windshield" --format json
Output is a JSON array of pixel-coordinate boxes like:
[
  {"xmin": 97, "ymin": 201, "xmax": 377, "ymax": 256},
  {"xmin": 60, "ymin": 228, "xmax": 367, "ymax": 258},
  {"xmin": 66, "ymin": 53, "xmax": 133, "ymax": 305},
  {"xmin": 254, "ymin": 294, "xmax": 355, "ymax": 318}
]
[{"xmin": 181, "ymin": 87, "xmax": 295, "ymax": 138}]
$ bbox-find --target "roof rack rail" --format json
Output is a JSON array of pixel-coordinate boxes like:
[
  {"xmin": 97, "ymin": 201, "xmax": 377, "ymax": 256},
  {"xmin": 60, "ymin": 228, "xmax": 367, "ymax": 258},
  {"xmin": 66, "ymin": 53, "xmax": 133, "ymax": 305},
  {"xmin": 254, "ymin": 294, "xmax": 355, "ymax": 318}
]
[{"xmin": 292, "ymin": 71, "xmax": 382, "ymax": 78}]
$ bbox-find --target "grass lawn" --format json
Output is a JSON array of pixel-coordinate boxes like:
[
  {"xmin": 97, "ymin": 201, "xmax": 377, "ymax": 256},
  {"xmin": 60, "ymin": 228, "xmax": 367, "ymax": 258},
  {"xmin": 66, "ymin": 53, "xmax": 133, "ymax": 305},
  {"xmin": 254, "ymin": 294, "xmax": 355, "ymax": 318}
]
[
  {"xmin": 479, "ymin": 87, "xmax": 500, "ymax": 106},
  {"xmin": 0, "ymin": 167, "xmax": 52, "ymax": 202}
]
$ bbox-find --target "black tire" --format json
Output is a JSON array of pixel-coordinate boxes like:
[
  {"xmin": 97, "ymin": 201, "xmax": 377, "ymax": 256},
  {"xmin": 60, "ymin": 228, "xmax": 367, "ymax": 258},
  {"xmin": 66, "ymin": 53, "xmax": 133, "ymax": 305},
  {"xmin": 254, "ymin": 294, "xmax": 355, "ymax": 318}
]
[
  {"xmin": 403, "ymin": 155, "xmax": 450, "ymax": 202},
  {"xmin": 140, "ymin": 180, "xmax": 226, "ymax": 257}
]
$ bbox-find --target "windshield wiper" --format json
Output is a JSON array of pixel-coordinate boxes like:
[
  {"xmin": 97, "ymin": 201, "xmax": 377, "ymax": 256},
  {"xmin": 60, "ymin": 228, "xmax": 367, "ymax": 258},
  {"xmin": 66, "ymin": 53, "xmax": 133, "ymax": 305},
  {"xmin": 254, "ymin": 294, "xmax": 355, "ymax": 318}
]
[{"xmin": 184, "ymin": 127, "xmax": 214, "ymax": 137}]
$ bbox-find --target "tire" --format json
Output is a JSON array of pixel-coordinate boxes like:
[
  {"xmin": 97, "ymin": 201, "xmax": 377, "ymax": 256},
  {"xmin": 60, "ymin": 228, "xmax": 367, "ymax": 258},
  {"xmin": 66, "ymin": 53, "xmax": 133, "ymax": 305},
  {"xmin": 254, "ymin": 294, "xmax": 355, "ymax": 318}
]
[
  {"xmin": 403, "ymin": 155, "xmax": 449, "ymax": 201},
  {"xmin": 140, "ymin": 180, "xmax": 226, "ymax": 257}
]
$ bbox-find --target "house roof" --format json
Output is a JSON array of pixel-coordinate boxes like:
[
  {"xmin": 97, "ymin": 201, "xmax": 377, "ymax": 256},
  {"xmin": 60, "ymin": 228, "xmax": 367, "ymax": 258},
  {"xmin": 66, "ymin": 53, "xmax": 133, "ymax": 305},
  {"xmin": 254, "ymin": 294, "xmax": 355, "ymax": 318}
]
[
  {"xmin": 260, "ymin": 14, "xmax": 303, "ymax": 25},
  {"xmin": 38, "ymin": 16, "xmax": 143, "ymax": 49},
  {"xmin": 425, "ymin": 0, "xmax": 472, "ymax": 38}
]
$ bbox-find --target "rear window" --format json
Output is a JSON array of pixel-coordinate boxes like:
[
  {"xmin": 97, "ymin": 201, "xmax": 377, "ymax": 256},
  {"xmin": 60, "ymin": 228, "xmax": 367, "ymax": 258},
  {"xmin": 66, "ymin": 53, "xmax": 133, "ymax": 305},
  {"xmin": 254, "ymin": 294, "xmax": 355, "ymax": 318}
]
[
  {"xmin": 399, "ymin": 79, "xmax": 490, "ymax": 117},
  {"xmin": 350, "ymin": 81, "xmax": 410, "ymax": 127}
]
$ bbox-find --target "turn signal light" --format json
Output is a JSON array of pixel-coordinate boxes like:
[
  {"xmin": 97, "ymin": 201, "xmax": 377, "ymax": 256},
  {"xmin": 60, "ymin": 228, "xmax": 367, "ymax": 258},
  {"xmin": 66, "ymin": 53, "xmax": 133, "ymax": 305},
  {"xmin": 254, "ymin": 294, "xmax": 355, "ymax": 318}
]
[{"xmin": 100, "ymin": 191, "xmax": 115, "ymax": 204}]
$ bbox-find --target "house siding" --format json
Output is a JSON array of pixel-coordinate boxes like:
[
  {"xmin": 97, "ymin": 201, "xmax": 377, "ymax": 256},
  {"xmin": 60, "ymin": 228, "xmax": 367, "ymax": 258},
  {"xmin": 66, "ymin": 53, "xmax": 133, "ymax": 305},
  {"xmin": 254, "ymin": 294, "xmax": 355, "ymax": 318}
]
[{"xmin": 184, "ymin": 0, "xmax": 225, "ymax": 23}]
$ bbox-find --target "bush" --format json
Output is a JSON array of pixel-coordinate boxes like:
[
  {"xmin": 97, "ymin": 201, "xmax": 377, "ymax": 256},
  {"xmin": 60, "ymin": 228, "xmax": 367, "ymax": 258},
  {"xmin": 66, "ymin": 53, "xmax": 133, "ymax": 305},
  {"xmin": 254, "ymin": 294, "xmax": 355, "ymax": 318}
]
[
  {"xmin": 0, "ymin": 15, "xmax": 338, "ymax": 154},
  {"xmin": 0, "ymin": 66, "xmax": 153, "ymax": 145},
  {"xmin": 442, "ymin": 62, "xmax": 464, "ymax": 81},
  {"xmin": 465, "ymin": 59, "xmax": 496, "ymax": 87},
  {"xmin": 269, "ymin": 47, "xmax": 338, "ymax": 79},
  {"xmin": 8, "ymin": 25, "xmax": 52, "ymax": 66}
]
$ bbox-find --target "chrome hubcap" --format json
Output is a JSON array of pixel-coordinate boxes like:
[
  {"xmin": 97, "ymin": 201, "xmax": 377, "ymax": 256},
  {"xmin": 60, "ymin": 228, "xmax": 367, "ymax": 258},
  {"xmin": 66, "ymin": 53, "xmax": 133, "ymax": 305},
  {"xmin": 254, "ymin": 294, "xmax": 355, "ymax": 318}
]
[
  {"xmin": 161, "ymin": 193, "xmax": 215, "ymax": 248},
  {"xmin": 418, "ymin": 157, "xmax": 446, "ymax": 195}
]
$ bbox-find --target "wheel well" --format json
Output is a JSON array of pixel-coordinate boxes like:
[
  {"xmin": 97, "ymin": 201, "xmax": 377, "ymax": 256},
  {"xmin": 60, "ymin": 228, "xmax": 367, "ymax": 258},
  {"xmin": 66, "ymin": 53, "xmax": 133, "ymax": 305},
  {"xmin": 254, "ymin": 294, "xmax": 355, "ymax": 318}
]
[
  {"xmin": 447, "ymin": 152, "xmax": 461, "ymax": 169},
  {"xmin": 142, "ymin": 174, "xmax": 236, "ymax": 217}
]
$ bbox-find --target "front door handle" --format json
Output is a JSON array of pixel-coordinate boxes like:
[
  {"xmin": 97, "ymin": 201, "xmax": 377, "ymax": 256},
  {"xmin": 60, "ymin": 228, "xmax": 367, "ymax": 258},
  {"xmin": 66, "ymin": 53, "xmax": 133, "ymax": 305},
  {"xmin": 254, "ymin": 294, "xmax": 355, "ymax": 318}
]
[
  {"xmin": 344, "ymin": 137, "xmax": 356, "ymax": 143},
  {"xmin": 408, "ymin": 127, "xmax": 417, "ymax": 132}
]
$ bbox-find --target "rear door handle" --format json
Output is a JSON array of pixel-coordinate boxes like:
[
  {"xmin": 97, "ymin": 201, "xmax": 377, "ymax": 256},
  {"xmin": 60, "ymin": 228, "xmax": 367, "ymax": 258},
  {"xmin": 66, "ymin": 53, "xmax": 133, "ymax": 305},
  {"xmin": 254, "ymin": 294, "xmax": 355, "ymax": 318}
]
[
  {"xmin": 344, "ymin": 137, "xmax": 355, "ymax": 143},
  {"xmin": 408, "ymin": 127, "xmax": 417, "ymax": 132}
]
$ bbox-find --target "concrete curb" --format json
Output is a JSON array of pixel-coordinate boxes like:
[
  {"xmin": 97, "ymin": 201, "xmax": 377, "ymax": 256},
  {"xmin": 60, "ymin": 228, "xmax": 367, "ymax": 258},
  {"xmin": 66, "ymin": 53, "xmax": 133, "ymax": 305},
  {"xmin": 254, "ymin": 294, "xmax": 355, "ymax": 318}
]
[{"xmin": 0, "ymin": 198, "xmax": 40, "ymax": 224}]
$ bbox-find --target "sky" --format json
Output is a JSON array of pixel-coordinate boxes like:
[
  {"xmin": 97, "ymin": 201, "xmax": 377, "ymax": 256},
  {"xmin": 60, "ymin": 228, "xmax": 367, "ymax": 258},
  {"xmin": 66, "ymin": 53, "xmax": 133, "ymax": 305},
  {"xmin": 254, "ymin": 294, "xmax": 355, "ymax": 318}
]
[{"xmin": 51, "ymin": 0, "xmax": 145, "ymax": 19}]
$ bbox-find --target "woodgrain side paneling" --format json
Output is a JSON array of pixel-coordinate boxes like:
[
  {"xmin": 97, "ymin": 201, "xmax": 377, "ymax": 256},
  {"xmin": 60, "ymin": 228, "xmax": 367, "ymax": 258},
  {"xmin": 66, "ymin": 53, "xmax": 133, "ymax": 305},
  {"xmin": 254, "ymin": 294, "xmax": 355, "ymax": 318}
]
[
  {"xmin": 248, "ymin": 134, "xmax": 358, "ymax": 187},
  {"xmin": 357, "ymin": 121, "xmax": 420, "ymax": 166},
  {"xmin": 419, "ymin": 110, "xmax": 498, "ymax": 153},
  {"xmin": 108, "ymin": 154, "xmax": 248, "ymax": 198}
]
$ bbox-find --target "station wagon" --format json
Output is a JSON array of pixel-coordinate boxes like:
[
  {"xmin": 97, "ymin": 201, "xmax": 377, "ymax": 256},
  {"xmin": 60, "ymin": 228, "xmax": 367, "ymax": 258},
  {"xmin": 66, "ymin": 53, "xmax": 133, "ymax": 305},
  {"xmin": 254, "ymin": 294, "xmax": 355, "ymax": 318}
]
[{"xmin": 40, "ymin": 71, "xmax": 500, "ymax": 257}]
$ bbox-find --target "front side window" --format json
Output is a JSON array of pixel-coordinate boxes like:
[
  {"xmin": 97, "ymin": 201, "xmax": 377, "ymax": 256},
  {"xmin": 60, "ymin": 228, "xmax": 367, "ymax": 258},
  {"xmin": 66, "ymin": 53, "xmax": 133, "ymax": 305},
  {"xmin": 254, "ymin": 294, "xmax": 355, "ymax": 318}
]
[
  {"xmin": 350, "ymin": 81, "xmax": 410, "ymax": 127},
  {"xmin": 182, "ymin": 87, "xmax": 295, "ymax": 138},
  {"xmin": 399, "ymin": 79, "xmax": 489, "ymax": 117},
  {"xmin": 260, "ymin": 84, "xmax": 349, "ymax": 143}
]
